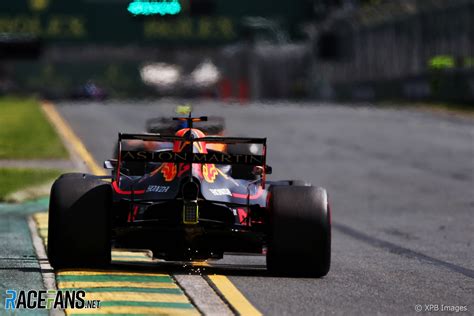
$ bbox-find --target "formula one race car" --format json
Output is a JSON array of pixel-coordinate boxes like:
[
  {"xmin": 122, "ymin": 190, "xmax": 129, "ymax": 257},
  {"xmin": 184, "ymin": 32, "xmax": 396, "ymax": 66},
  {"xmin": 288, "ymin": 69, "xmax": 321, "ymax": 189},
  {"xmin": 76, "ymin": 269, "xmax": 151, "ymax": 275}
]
[{"xmin": 48, "ymin": 116, "xmax": 331, "ymax": 277}]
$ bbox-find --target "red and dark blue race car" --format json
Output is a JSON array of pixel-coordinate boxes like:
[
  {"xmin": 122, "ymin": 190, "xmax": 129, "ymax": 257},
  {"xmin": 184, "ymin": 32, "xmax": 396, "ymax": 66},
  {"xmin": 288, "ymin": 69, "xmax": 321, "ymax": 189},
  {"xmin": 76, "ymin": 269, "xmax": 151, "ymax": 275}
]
[{"xmin": 47, "ymin": 115, "xmax": 331, "ymax": 277}]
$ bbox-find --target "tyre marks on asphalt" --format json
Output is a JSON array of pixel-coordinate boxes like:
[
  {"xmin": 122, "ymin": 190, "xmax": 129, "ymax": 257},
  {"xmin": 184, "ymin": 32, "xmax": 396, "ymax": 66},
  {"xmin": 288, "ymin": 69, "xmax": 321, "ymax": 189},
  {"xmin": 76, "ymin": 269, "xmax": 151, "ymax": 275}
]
[{"xmin": 333, "ymin": 222, "xmax": 474, "ymax": 279}]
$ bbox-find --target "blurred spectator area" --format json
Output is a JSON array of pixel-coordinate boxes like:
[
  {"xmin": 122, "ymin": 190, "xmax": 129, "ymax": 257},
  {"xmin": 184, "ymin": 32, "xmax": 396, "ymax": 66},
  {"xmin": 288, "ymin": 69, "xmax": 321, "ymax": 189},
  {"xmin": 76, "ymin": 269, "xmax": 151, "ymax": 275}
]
[
  {"xmin": 0, "ymin": 0, "xmax": 472, "ymax": 103},
  {"xmin": 0, "ymin": 0, "xmax": 313, "ymax": 99}
]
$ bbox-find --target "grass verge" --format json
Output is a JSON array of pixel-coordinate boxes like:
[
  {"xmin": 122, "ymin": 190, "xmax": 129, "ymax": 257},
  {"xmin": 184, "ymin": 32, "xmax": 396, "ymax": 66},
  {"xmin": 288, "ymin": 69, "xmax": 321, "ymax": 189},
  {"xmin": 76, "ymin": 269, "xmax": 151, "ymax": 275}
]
[
  {"xmin": 0, "ymin": 168, "xmax": 62, "ymax": 201},
  {"xmin": 0, "ymin": 97, "xmax": 68, "ymax": 159}
]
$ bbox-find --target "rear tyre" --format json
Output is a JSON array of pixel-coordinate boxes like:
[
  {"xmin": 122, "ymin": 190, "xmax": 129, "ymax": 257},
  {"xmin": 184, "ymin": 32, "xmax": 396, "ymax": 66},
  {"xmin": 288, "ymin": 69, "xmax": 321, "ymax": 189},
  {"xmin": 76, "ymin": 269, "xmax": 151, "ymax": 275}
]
[
  {"xmin": 55, "ymin": 172, "xmax": 87, "ymax": 180},
  {"xmin": 288, "ymin": 180, "xmax": 311, "ymax": 186},
  {"xmin": 48, "ymin": 174, "xmax": 112, "ymax": 269},
  {"xmin": 267, "ymin": 186, "xmax": 331, "ymax": 277},
  {"xmin": 270, "ymin": 180, "xmax": 311, "ymax": 187}
]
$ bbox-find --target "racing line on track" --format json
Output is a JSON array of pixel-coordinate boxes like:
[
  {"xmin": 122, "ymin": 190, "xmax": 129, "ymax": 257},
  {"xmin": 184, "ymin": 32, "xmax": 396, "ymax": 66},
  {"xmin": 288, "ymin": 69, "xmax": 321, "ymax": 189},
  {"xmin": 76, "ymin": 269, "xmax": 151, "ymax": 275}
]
[
  {"xmin": 333, "ymin": 223, "xmax": 474, "ymax": 279},
  {"xmin": 37, "ymin": 102, "xmax": 261, "ymax": 315}
]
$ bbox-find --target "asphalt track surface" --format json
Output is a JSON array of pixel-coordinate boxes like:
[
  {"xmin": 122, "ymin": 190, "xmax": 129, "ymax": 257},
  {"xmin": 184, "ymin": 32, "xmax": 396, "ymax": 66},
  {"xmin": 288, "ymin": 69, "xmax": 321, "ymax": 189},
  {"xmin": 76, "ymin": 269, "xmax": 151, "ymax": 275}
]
[{"xmin": 56, "ymin": 100, "xmax": 474, "ymax": 315}]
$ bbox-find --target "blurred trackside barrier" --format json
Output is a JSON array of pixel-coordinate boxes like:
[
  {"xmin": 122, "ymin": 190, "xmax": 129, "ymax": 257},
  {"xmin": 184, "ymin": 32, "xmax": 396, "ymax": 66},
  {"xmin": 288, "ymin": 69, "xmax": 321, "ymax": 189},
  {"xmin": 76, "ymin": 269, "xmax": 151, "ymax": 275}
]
[
  {"xmin": 217, "ymin": 78, "xmax": 250, "ymax": 103},
  {"xmin": 312, "ymin": 0, "xmax": 474, "ymax": 105}
]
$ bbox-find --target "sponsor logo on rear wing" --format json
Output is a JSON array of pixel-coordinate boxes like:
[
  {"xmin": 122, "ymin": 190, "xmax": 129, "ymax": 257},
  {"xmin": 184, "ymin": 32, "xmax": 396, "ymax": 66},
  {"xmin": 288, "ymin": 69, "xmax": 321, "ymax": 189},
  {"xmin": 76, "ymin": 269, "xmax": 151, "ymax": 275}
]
[
  {"xmin": 118, "ymin": 133, "xmax": 266, "ymax": 165},
  {"xmin": 121, "ymin": 150, "xmax": 265, "ymax": 166},
  {"xmin": 116, "ymin": 132, "xmax": 269, "ymax": 187}
]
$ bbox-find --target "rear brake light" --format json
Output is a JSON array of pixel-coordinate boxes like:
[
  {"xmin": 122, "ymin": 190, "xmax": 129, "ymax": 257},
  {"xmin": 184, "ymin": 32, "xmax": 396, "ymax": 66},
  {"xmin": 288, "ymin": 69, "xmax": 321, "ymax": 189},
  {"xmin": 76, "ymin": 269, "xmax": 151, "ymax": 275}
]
[{"xmin": 183, "ymin": 202, "xmax": 199, "ymax": 224}]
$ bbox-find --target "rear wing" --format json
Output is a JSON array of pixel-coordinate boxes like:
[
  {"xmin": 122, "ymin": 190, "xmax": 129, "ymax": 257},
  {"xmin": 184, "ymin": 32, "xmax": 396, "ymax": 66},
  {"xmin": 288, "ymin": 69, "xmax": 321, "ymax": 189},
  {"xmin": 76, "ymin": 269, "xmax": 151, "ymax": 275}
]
[
  {"xmin": 116, "ymin": 133, "xmax": 268, "ymax": 186},
  {"xmin": 119, "ymin": 133, "xmax": 265, "ymax": 145},
  {"xmin": 146, "ymin": 116, "xmax": 225, "ymax": 135}
]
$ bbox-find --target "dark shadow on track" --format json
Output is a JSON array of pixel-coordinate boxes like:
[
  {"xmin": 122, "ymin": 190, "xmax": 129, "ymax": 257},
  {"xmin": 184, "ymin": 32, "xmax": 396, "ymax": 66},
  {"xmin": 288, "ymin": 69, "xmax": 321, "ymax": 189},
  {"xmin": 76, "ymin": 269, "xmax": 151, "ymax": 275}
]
[
  {"xmin": 55, "ymin": 256, "xmax": 271, "ymax": 278},
  {"xmin": 112, "ymin": 260, "xmax": 270, "ymax": 278},
  {"xmin": 0, "ymin": 267, "xmax": 54, "ymax": 273}
]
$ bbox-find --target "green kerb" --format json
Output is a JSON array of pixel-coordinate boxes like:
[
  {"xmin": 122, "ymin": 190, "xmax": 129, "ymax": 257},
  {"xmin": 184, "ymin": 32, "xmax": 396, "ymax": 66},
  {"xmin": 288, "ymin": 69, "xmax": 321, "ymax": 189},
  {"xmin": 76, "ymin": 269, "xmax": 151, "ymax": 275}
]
[
  {"xmin": 99, "ymin": 300, "xmax": 195, "ymax": 308},
  {"xmin": 61, "ymin": 287, "xmax": 182, "ymax": 294},
  {"xmin": 56, "ymin": 275, "xmax": 173, "ymax": 283}
]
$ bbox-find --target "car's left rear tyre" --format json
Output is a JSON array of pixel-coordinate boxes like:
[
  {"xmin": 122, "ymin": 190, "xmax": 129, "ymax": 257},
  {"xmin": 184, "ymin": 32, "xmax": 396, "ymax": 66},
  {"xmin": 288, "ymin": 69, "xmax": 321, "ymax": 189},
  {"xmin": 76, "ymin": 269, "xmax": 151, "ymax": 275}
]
[{"xmin": 48, "ymin": 173, "xmax": 112, "ymax": 269}]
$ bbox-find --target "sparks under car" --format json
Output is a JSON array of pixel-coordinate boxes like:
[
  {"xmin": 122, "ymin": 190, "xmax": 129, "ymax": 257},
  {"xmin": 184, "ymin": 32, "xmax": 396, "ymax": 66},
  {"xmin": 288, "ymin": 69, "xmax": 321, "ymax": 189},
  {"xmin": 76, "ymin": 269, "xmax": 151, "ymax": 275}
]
[{"xmin": 47, "ymin": 115, "xmax": 331, "ymax": 277}]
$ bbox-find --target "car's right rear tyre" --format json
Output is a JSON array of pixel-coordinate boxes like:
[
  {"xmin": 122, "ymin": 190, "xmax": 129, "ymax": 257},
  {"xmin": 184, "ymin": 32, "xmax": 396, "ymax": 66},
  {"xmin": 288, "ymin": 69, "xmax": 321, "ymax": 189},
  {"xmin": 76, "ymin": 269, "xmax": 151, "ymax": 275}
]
[
  {"xmin": 270, "ymin": 180, "xmax": 311, "ymax": 187},
  {"xmin": 267, "ymin": 186, "xmax": 331, "ymax": 277},
  {"xmin": 48, "ymin": 173, "xmax": 111, "ymax": 269}
]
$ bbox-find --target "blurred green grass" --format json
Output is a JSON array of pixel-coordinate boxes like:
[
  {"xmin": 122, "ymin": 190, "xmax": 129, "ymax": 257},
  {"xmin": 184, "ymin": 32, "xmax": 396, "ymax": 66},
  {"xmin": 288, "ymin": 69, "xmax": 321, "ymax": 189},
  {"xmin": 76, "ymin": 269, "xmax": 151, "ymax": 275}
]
[
  {"xmin": 0, "ymin": 168, "xmax": 61, "ymax": 201},
  {"xmin": 0, "ymin": 97, "xmax": 67, "ymax": 159}
]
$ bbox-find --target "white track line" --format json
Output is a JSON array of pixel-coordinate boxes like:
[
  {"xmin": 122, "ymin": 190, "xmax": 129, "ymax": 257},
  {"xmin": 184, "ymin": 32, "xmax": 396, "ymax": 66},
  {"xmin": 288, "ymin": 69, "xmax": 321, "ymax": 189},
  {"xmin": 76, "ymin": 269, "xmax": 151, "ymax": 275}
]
[
  {"xmin": 27, "ymin": 216, "xmax": 64, "ymax": 316},
  {"xmin": 27, "ymin": 216, "xmax": 55, "ymax": 291},
  {"xmin": 174, "ymin": 275, "xmax": 233, "ymax": 316}
]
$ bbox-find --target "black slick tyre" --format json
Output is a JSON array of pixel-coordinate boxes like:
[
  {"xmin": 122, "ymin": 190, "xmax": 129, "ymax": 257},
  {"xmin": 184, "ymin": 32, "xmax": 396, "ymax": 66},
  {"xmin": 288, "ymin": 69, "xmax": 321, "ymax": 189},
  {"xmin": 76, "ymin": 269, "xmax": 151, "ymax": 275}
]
[
  {"xmin": 267, "ymin": 186, "xmax": 331, "ymax": 277},
  {"xmin": 48, "ymin": 173, "xmax": 112, "ymax": 269}
]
